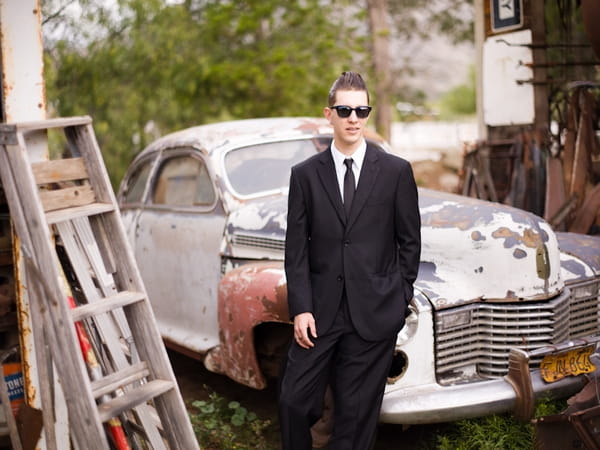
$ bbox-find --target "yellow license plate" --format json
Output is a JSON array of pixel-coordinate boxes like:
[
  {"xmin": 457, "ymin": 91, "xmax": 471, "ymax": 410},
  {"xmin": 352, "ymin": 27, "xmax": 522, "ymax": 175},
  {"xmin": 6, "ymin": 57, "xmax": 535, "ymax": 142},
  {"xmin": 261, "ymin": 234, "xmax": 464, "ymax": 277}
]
[{"xmin": 540, "ymin": 345, "xmax": 596, "ymax": 383}]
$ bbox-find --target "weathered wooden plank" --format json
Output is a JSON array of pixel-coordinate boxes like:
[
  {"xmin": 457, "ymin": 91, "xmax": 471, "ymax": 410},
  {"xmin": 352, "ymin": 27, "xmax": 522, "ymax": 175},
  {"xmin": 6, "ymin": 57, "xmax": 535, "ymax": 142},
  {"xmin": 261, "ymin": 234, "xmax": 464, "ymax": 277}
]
[
  {"xmin": 32, "ymin": 157, "xmax": 88, "ymax": 185},
  {"xmin": 14, "ymin": 116, "xmax": 92, "ymax": 132},
  {"xmin": 569, "ymin": 184, "xmax": 600, "ymax": 234},
  {"xmin": 90, "ymin": 361, "xmax": 149, "ymax": 399},
  {"xmin": 45, "ymin": 202, "xmax": 114, "ymax": 224},
  {"xmin": 65, "ymin": 125, "xmax": 115, "ymax": 204},
  {"xmin": 570, "ymin": 89, "xmax": 593, "ymax": 209},
  {"xmin": 39, "ymin": 184, "xmax": 96, "ymax": 212},
  {"xmin": 97, "ymin": 380, "xmax": 174, "ymax": 423},
  {"xmin": 71, "ymin": 290, "xmax": 146, "ymax": 322}
]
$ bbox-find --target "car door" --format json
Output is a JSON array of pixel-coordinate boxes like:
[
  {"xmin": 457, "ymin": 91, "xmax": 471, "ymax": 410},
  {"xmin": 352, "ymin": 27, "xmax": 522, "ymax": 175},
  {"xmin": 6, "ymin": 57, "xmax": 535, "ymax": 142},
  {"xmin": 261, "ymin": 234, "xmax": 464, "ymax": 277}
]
[{"xmin": 132, "ymin": 148, "xmax": 225, "ymax": 354}]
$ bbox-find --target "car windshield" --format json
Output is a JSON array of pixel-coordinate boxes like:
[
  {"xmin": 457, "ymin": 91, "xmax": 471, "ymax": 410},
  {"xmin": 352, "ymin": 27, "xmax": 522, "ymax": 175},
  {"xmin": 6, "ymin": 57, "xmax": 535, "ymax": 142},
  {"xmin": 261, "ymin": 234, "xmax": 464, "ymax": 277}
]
[{"xmin": 224, "ymin": 137, "xmax": 330, "ymax": 196}]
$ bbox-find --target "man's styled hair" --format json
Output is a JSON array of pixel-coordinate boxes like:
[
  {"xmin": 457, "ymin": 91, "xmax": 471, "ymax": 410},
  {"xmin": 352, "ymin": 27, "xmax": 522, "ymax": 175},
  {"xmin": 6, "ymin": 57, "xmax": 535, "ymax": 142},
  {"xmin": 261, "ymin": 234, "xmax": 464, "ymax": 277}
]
[{"xmin": 328, "ymin": 71, "xmax": 370, "ymax": 106}]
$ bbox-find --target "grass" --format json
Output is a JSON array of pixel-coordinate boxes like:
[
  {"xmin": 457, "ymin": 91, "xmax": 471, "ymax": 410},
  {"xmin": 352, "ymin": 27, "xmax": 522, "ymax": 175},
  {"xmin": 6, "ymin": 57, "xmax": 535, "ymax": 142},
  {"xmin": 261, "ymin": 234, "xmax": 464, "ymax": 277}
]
[
  {"xmin": 428, "ymin": 397, "xmax": 567, "ymax": 450},
  {"xmin": 187, "ymin": 387, "xmax": 568, "ymax": 449}
]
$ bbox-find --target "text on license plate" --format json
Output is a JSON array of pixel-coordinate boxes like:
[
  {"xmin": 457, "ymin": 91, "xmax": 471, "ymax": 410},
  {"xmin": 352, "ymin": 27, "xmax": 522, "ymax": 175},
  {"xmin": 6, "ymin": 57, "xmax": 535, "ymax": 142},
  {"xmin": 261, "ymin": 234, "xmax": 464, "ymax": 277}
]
[{"xmin": 540, "ymin": 345, "xmax": 596, "ymax": 383}]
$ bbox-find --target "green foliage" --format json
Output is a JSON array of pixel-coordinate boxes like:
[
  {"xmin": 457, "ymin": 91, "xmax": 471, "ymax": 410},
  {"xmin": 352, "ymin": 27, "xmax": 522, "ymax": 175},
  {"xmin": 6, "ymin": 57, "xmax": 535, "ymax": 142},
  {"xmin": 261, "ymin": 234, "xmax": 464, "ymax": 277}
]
[
  {"xmin": 189, "ymin": 390, "xmax": 274, "ymax": 450},
  {"xmin": 42, "ymin": 0, "xmax": 360, "ymax": 188},
  {"xmin": 436, "ymin": 65, "xmax": 476, "ymax": 118},
  {"xmin": 430, "ymin": 397, "xmax": 567, "ymax": 450},
  {"xmin": 42, "ymin": 0, "xmax": 475, "ymax": 188}
]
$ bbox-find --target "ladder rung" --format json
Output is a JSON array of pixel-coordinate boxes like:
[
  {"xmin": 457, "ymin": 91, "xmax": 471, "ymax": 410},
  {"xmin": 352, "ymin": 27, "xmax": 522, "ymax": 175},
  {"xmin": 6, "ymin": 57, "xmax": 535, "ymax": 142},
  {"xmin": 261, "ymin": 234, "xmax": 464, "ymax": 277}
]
[
  {"xmin": 46, "ymin": 202, "xmax": 114, "ymax": 224},
  {"xmin": 0, "ymin": 117, "xmax": 92, "ymax": 144},
  {"xmin": 72, "ymin": 290, "xmax": 146, "ymax": 322},
  {"xmin": 91, "ymin": 361, "xmax": 150, "ymax": 399},
  {"xmin": 18, "ymin": 116, "xmax": 92, "ymax": 132},
  {"xmin": 40, "ymin": 184, "xmax": 96, "ymax": 212},
  {"xmin": 32, "ymin": 157, "xmax": 88, "ymax": 185},
  {"xmin": 97, "ymin": 379, "xmax": 174, "ymax": 423}
]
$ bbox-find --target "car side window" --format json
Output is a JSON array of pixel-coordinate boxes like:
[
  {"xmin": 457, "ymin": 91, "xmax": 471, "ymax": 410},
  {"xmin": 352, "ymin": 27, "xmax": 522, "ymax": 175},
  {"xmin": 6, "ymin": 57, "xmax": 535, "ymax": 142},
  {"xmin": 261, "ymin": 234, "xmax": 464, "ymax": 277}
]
[
  {"xmin": 123, "ymin": 161, "xmax": 152, "ymax": 204},
  {"xmin": 152, "ymin": 155, "xmax": 216, "ymax": 207}
]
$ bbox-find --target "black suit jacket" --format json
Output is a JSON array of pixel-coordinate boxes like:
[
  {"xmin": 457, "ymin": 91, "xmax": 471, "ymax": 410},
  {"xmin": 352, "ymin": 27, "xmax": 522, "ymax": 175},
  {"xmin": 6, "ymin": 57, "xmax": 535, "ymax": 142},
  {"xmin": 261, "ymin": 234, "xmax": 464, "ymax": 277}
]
[{"xmin": 285, "ymin": 143, "xmax": 421, "ymax": 341}]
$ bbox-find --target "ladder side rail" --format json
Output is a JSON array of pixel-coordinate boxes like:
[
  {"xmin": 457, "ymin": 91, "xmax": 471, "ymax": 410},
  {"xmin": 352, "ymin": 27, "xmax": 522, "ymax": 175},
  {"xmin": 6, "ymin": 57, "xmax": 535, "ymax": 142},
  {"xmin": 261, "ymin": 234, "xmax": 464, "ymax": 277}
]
[
  {"xmin": 0, "ymin": 140, "xmax": 109, "ymax": 450},
  {"xmin": 1, "ymin": 146, "xmax": 60, "ymax": 450},
  {"xmin": 65, "ymin": 124, "xmax": 116, "ymax": 205},
  {"xmin": 65, "ymin": 122, "xmax": 199, "ymax": 449},
  {"xmin": 24, "ymin": 275, "xmax": 59, "ymax": 450},
  {"xmin": 25, "ymin": 267, "xmax": 89, "ymax": 450}
]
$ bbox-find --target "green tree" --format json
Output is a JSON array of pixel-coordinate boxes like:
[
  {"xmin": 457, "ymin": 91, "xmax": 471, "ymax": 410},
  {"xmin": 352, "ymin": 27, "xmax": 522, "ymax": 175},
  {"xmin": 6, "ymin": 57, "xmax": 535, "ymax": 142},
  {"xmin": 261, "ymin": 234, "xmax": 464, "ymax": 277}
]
[
  {"xmin": 42, "ymin": 0, "xmax": 474, "ymax": 187},
  {"xmin": 43, "ymin": 0, "xmax": 359, "ymax": 187}
]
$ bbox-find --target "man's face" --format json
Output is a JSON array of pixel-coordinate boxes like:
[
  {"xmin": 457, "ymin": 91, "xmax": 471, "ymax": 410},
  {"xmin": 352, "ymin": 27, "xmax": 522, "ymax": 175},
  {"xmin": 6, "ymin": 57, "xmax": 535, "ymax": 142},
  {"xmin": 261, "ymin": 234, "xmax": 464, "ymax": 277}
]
[{"xmin": 323, "ymin": 89, "xmax": 370, "ymax": 154}]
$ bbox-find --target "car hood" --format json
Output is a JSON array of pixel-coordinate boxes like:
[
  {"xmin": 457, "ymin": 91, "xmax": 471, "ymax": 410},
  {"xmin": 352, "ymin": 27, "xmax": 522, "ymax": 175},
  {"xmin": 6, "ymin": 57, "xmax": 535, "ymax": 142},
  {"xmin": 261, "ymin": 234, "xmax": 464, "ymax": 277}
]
[
  {"xmin": 417, "ymin": 188, "xmax": 562, "ymax": 309},
  {"xmin": 226, "ymin": 189, "xmax": 565, "ymax": 310}
]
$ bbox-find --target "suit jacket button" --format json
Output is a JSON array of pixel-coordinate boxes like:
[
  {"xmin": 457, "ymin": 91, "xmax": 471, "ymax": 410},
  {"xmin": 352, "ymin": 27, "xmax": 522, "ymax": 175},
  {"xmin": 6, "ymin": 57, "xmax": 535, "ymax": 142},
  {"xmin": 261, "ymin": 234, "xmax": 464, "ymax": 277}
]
[
  {"xmin": 337, "ymin": 276, "xmax": 343, "ymax": 282},
  {"xmin": 344, "ymin": 240, "xmax": 350, "ymax": 246}
]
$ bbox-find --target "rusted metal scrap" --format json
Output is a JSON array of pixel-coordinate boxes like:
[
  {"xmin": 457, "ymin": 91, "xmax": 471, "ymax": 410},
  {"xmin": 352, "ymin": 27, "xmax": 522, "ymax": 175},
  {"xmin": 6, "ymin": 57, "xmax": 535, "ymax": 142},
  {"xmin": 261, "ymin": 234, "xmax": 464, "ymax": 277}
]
[
  {"xmin": 533, "ymin": 353, "xmax": 600, "ymax": 450},
  {"xmin": 460, "ymin": 85, "xmax": 600, "ymax": 235}
]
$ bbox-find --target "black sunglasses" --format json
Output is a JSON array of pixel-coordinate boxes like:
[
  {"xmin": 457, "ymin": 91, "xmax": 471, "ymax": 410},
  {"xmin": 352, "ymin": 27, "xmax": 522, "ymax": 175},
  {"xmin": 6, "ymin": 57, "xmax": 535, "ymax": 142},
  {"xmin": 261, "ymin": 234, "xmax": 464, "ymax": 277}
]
[{"xmin": 329, "ymin": 105, "xmax": 372, "ymax": 119}]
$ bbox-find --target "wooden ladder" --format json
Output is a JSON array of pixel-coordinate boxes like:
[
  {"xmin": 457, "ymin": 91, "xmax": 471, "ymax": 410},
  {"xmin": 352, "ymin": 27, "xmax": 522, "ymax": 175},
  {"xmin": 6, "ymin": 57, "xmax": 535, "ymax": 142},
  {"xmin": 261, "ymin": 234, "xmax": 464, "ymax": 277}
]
[{"xmin": 0, "ymin": 116, "xmax": 199, "ymax": 450}]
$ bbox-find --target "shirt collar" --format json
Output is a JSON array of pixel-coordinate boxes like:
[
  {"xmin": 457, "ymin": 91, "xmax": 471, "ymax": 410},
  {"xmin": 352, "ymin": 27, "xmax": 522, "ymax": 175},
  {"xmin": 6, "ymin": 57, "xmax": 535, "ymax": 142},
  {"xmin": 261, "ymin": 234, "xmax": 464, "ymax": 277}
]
[{"xmin": 330, "ymin": 139, "xmax": 366, "ymax": 169}]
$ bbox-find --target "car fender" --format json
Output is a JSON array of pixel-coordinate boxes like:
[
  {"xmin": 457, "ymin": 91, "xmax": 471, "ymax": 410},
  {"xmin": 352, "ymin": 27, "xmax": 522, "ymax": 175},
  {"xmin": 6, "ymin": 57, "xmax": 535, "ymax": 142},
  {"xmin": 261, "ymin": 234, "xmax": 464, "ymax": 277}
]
[{"xmin": 205, "ymin": 261, "xmax": 289, "ymax": 389}]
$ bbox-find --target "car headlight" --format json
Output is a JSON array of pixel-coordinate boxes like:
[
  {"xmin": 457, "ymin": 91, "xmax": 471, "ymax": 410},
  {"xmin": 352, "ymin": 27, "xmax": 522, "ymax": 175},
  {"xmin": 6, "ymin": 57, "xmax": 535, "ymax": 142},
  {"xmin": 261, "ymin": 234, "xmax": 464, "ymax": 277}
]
[{"xmin": 437, "ymin": 309, "xmax": 472, "ymax": 331}]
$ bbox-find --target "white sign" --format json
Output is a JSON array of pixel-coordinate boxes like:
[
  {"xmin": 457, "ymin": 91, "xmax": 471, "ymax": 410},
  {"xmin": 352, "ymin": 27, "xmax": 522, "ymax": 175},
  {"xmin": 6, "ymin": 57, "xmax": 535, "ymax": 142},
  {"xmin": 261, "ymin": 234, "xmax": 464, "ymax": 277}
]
[{"xmin": 483, "ymin": 29, "xmax": 534, "ymax": 126}]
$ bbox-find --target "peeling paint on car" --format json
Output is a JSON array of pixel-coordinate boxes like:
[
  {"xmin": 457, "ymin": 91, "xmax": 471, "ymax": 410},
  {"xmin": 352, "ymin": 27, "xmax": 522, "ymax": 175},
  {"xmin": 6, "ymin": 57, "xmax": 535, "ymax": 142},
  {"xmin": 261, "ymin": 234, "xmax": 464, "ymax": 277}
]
[
  {"xmin": 513, "ymin": 248, "xmax": 527, "ymax": 259},
  {"xmin": 471, "ymin": 231, "xmax": 485, "ymax": 241},
  {"xmin": 212, "ymin": 262, "xmax": 288, "ymax": 389},
  {"xmin": 560, "ymin": 253, "xmax": 595, "ymax": 282},
  {"xmin": 417, "ymin": 189, "xmax": 563, "ymax": 307}
]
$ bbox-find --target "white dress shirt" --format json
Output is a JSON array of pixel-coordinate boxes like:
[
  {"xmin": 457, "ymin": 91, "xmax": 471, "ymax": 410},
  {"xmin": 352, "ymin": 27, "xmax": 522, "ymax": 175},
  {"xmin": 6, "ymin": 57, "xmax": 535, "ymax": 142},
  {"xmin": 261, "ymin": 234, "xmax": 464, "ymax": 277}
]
[{"xmin": 330, "ymin": 139, "xmax": 366, "ymax": 203}]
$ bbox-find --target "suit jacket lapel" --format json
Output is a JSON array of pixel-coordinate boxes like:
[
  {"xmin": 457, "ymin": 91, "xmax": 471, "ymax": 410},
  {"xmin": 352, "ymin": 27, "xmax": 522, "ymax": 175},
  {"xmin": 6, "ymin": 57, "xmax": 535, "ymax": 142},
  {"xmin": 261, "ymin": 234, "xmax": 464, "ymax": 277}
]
[
  {"xmin": 347, "ymin": 145, "xmax": 380, "ymax": 230},
  {"xmin": 316, "ymin": 148, "xmax": 347, "ymax": 224}
]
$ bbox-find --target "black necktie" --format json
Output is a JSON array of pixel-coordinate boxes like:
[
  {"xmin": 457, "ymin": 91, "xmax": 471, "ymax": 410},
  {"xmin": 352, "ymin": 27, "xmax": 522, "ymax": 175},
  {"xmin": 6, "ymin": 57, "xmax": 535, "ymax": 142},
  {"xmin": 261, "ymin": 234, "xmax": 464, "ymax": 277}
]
[{"xmin": 343, "ymin": 158, "xmax": 355, "ymax": 217}]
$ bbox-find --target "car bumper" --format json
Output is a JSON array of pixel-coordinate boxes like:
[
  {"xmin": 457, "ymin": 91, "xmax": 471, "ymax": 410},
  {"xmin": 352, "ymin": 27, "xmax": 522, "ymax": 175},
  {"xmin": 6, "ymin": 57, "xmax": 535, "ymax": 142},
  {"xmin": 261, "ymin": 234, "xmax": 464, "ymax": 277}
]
[
  {"xmin": 380, "ymin": 339, "xmax": 600, "ymax": 424},
  {"xmin": 380, "ymin": 370, "xmax": 584, "ymax": 425}
]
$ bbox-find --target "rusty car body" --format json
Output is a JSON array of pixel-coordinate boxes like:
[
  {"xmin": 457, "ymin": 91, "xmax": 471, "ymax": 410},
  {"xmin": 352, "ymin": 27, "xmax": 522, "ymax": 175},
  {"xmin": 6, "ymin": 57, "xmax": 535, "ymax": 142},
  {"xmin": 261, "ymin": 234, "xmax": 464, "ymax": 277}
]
[{"xmin": 117, "ymin": 117, "xmax": 600, "ymax": 424}]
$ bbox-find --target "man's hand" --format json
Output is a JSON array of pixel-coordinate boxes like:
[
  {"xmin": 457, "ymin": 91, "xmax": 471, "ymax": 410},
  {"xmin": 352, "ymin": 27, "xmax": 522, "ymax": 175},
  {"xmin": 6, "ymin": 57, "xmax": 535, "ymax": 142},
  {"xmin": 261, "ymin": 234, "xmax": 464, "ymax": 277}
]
[{"xmin": 294, "ymin": 312, "xmax": 317, "ymax": 349}]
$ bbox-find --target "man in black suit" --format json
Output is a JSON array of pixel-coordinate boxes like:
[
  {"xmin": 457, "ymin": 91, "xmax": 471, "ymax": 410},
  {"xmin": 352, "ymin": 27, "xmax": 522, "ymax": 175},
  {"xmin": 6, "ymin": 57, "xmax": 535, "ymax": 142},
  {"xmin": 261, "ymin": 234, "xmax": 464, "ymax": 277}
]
[{"xmin": 279, "ymin": 72, "xmax": 421, "ymax": 449}]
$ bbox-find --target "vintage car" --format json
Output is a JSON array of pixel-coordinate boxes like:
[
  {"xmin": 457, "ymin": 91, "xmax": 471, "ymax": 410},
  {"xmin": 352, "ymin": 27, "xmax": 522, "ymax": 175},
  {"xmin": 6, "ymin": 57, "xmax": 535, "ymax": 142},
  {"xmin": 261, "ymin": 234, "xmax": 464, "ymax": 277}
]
[{"xmin": 117, "ymin": 117, "xmax": 600, "ymax": 424}]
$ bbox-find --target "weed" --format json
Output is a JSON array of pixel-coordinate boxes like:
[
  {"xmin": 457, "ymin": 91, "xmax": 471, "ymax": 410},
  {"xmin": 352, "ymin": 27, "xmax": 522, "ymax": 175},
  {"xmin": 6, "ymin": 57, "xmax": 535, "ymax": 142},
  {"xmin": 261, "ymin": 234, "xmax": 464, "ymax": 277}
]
[{"xmin": 188, "ymin": 389, "xmax": 275, "ymax": 450}]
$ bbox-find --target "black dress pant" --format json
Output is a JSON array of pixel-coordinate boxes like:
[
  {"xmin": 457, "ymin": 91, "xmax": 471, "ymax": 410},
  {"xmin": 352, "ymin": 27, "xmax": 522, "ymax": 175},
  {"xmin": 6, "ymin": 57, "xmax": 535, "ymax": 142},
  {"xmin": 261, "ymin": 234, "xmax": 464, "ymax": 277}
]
[{"xmin": 279, "ymin": 299, "xmax": 396, "ymax": 450}]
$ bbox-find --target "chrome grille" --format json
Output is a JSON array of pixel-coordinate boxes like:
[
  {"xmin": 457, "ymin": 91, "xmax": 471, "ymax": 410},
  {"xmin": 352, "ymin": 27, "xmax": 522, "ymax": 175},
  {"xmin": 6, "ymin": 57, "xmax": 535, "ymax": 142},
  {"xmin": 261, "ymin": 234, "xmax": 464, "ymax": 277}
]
[
  {"xmin": 435, "ymin": 279, "xmax": 600, "ymax": 381},
  {"xmin": 231, "ymin": 233, "xmax": 285, "ymax": 252}
]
